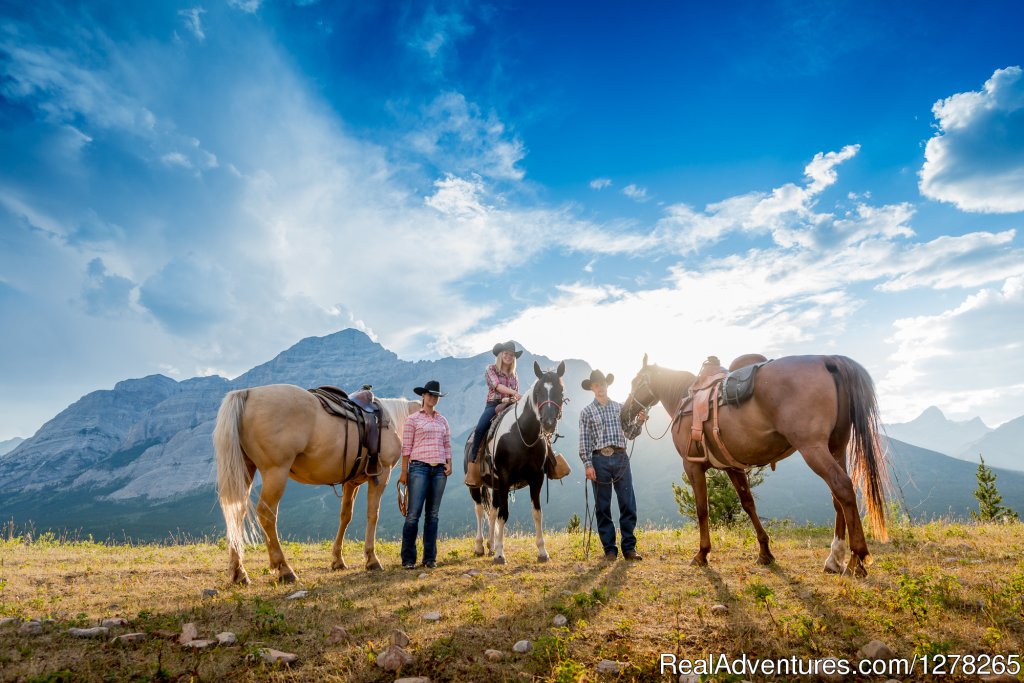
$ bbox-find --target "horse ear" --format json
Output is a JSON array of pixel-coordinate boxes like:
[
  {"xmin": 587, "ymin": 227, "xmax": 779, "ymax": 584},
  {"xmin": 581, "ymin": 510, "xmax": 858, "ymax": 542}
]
[
  {"xmin": 556, "ymin": 360, "xmax": 565, "ymax": 377},
  {"xmin": 534, "ymin": 360, "xmax": 543, "ymax": 379},
  {"xmin": 642, "ymin": 353, "xmax": 648, "ymax": 368}
]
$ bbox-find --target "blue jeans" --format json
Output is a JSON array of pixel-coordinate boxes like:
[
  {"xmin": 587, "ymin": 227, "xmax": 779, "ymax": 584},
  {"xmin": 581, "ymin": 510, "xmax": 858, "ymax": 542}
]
[
  {"xmin": 401, "ymin": 460, "xmax": 448, "ymax": 566},
  {"xmin": 468, "ymin": 401, "xmax": 501, "ymax": 462},
  {"xmin": 591, "ymin": 451, "xmax": 637, "ymax": 555}
]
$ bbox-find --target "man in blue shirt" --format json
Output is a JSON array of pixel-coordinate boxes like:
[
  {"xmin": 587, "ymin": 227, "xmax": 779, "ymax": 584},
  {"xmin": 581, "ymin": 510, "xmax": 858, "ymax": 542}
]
[{"xmin": 578, "ymin": 369, "xmax": 647, "ymax": 561}]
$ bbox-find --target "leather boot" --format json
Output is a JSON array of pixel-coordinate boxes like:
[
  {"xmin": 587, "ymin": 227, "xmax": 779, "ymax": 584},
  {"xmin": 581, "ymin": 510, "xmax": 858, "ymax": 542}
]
[{"xmin": 464, "ymin": 460, "xmax": 482, "ymax": 486}]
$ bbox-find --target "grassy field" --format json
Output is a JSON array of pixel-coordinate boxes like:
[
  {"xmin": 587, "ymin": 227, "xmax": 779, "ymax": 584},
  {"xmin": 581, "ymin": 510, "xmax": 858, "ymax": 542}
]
[{"xmin": 1, "ymin": 520, "xmax": 1022, "ymax": 682}]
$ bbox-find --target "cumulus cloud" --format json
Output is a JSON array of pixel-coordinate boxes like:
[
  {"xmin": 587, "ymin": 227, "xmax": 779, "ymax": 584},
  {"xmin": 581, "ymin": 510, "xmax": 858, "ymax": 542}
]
[
  {"xmin": 589, "ymin": 177, "xmax": 612, "ymax": 190},
  {"xmin": 919, "ymin": 66, "xmax": 1024, "ymax": 213},
  {"xmin": 881, "ymin": 276, "xmax": 1024, "ymax": 423}
]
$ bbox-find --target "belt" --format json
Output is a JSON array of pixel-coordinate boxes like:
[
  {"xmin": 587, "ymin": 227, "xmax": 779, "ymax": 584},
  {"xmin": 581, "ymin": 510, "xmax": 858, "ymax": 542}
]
[{"xmin": 594, "ymin": 446, "xmax": 625, "ymax": 456}]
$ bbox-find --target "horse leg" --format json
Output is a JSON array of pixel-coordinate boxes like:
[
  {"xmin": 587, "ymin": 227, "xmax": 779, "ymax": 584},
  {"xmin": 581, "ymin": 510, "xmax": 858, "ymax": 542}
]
[
  {"xmin": 823, "ymin": 494, "xmax": 848, "ymax": 574},
  {"xmin": 798, "ymin": 443, "xmax": 869, "ymax": 577},
  {"xmin": 725, "ymin": 469, "xmax": 774, "ymax": 565},
  {"xmin": 684, "ymin": 462, "xmax": 712, "ymax": 566},
  {"xmin": 492, "ymin": 488, "xmax": 509, "ymax": 565},
  {"xmin": 331, "ymin": 482, "xmax": 359, "ymax": 570},
  {"xmin": 255, "ymin": 466, "xmax": 298, "ymax": 583},
  {"xmin": 228, "ymin": 459, "xmax": 257, "ymax": 585},
  {"xmin": 472, "ymin": 488, "xmax": 486, "ymax": 556},
  {"xmin": 485, "ymin": 490, "xmax": 497, "ymax": 556},
  {"xmin": 362, "ymin": 473, "xmax": 388, "ymax": 570},
  {"xmin": 529, "ymin": 479, "xmax": 549, "ymax": 563}
]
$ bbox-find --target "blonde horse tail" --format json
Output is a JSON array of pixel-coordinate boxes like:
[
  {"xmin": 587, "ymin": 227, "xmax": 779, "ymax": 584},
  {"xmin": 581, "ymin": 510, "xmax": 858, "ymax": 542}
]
[
  {"xmin": 827, "ymin": 356, "xmax": 890, "ymax": 542},
  {"xmin": 214, "ymin": 389, "xmax": 257, "ymax": 557}
]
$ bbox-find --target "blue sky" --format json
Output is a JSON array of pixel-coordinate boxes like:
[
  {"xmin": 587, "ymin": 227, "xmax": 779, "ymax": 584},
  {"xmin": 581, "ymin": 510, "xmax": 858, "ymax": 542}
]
[{"xmin": 2, "ymin": 0, "xmax": 1023, "ymax": 439}]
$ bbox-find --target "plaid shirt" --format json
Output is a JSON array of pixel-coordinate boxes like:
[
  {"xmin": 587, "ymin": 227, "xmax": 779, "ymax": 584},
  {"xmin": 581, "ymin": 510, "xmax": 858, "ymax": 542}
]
[
  {"xmin": 402, "ymin": 409, "xmax": 452, "ymax": 465},
  {"xmin": 484, "ymin": 364, "xmax": 519, "ymax": 403},
  {"xmin": 578, "ymin": 399, "xmax": 641, "ymax": 468}
]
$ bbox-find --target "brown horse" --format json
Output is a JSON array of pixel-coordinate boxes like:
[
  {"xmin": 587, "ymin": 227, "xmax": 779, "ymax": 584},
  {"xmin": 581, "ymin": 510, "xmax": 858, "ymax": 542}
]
[
  {"xmin": 214, "ymin": 384, "xmax": 419, "ymax": 584},
  {"xmin": 621, "ymin": 354, "xmax": 889, "ymax": 577}
]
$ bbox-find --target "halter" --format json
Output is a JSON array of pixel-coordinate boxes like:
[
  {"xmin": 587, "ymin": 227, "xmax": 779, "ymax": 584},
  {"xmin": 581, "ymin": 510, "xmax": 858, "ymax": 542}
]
[
  {"xmin": 625, "ymin": 369, "xmax": 673, "ymax": 441},
  {"xmin": 515, "ymin": 377, "xmax": 566, "ymax": 448}
]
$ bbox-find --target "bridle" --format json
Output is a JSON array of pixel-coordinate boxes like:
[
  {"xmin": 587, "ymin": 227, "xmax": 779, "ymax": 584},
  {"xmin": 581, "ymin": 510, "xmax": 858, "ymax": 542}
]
[
  {"xmin": 516, "ymin": 376, "xmax": 567, "ymax": 448},
  {"xmin": 625, "ymin": 369, "xmax": 673, "ymax": 441}
]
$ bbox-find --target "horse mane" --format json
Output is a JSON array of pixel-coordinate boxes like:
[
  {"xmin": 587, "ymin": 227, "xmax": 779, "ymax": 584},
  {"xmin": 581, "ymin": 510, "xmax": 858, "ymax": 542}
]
[
  {"xmin": 652, "ymin": 365, "xmax": 696, "ymax": 408},
  {"xmin": 376, "ymin": 397, "xmax": 418, "ymax": 435}
]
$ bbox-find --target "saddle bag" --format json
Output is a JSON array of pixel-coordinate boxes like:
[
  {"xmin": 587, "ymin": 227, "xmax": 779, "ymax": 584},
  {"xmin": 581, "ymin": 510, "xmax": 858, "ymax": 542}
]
[{"xmin": 545, "ymin": 451, "xmax": 571, "ymax": 480}]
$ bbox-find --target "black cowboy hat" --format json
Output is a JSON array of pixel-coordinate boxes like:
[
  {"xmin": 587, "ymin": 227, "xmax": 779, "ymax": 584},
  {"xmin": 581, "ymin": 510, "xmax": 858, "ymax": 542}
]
[
  {"xmin": 413, "ymin": 380, "xmax": 447, "ymax": 397},
  {"xmin": 492, "ymin": 341, "xmax": 523, "ymax": 358},
  {"xmin": 581, "ymin": 369, "xmax": 614, "ymax": 390}
]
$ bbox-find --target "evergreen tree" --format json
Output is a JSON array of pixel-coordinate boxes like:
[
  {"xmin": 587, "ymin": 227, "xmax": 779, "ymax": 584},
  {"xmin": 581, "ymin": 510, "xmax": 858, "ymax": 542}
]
[
  {"xmin": 673, "ymin": 467, "xmax": 766, "ymax": 527},
  {"xmin": 972, "ymin": 455, "xmax": 1019, "ymax": 522}
]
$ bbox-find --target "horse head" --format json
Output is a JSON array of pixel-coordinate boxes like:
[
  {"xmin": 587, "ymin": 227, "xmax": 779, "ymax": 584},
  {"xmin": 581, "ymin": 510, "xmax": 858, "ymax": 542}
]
[
  {"xmin": 531, "ymin": 360, "xmax": 566, "ymax": 436},
  {"xmin": 622, "ymin": 353, "xmax": 660, "ymax": 424}
]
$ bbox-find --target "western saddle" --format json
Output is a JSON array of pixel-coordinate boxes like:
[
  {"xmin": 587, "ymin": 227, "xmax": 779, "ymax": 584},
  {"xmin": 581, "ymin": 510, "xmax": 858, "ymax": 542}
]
[
  {"xmin": 309, "ymin": 384, "xmax": 386, "ymax": 483},
  {"xmin": 675, "ymin": 357, "xmax": 770, "ymax": 471}
]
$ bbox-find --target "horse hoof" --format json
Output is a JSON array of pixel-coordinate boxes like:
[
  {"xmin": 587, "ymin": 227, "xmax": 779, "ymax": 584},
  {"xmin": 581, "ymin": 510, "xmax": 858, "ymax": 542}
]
[
  {"xmin": 278, "ymin": 572, "xmax": 297, "ymax": 584},
  {"xmin": 823, "ymin": 565, "xmax": 841, "ymax": 575},
  {"xmin": 232, "ymin": 572, "xmax": 251, "ymax": 585},
  {"xmin": 331, "ymin": 560, "xmax": 348, "ymax": 571},
  {"xmin": 366, "ymin": 561, "xmax": 383, "ymax": 571},
  {"xmin": 493, "ymin": 556, "xmax": 506, "ymax": 565},
  {"xmin": 756, "ymin": 555, "xmax": 775, "ymax": 566},
  {"xmin": 474, "ymin": 548, "xmax": 485, "ymax": 557},
  {"xmin": 537, "ymin": 554, "xmax": 549, "ymax": 563},
  {"xmin": 690, "ymin": 555, "xmax": 708, "ymax": 567}
]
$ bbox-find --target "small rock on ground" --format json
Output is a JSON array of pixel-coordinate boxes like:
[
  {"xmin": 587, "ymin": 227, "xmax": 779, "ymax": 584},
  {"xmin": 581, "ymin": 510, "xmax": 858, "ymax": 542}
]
[
  {"xmin": 418, "ymin": 572, "xmax": 428, "ymax": 579},
  {"xmin": 179, "ymin": 622, "xmax": 198, "ymax": 644},
  {"xmin": 261, "ymin": 648, "xmax": 299, "ymax": 665},
  {"xmin": 376, "ymin": 644, "xmax": 414, "ymax": 671},
  {"xmin": 113, "ymin": 633, "xmax": 147, "ymax": 644},
  {"xmin": 0, "ymin": 617, "xmax": 19, "ymax": 627},
  {"xmin": 69, "ymin": 627, "xmax": 109, "ymax": 638},
  {"xmin": 512, "ymin": 639, "xmax": 531, "ymax": 653},
  {"xmin": 183, "ymin": 639, "xmax": 217, "ymax": 649},
  {"xmin": 484, "ymin": 649, "xmax": 503, "ymax": 661},
  {"xmin": 327, "ymin": 626, "xmax": 352, "ymax": 644},
  {"xmin": 101, "ymin": 617, "xmax": 128, "ymax": 627},
  {"xmin": 394, "ymin": 678, "xmax": 431, "ymax": 683},
  {"xmin": 285, "ymin": 590, "xmax": 308, "ymax": 600},
  {"xmin": 19, "ymin": 621, "xmax": 42, "ymax": 635},
  {"xmin": 422, "ymin": 611, "xmax": 441, "ymax": 621},
  {"xmin": 202, "ymin": 588, "xmax": 219, "ymax": 598},
  {"xmin": 216, "ymin": 632, "xmax": 237, "ymax": 645},
  {"xmin": 858, "ymin": 639, "xmax": 896, "ymax": 661},
  {"xmin": 551, "ymin": 614, "xmax": 567, "ymax": 627},
  {"xmin": 391, "ymin": 629, "xmax": 411, "ymax": 647},
  {"xmin": 597, "ymin": 660, "xmax": 626, "ymax": 673},
  {"xmin": 710, "ymin": 604, "xmax": 729, "ymax": 615}
]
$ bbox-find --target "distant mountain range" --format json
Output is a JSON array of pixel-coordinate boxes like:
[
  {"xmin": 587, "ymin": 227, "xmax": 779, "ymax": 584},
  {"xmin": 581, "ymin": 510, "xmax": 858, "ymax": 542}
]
[
  {"xmin": 884, "ymin": 406, "xmax": 1022, "ymax": 472},
  {"xmin": 2, "ymin": 330, "xmax": 1021, "ymax": 542},
  {"xmin": 0, "ymin": 437, "xmax": 24, "ymax": 457}
]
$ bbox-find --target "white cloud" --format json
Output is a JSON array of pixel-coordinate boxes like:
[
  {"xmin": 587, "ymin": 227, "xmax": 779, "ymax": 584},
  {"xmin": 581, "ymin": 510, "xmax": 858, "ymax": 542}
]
[
  {"xmin": 881, "ymin": 276, "xmax": 1024, "ymax": 423},
  {"xmin": 622, "ymin": 184, "xmax": 649, "ymax": 202},
  {"xmin": 178, "ymin": 8, "xmax": 207, "ymax": 41},
  {"xmin": 228, "ymin": 0, "xmax": 263, "ymax": 12},
  {"xmin": 920, "ymin": 66, "xmax": 1024, "ymax": 213},
  {"xmin": 589, "ymin": 177, "xmax": 612, "ymax": 190}
]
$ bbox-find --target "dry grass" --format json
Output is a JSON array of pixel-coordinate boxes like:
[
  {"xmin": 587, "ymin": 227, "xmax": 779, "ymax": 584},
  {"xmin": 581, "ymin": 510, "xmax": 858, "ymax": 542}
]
[{"xmin": 1, "ymin": 520, "xmax": 1022, "ymax": 682}]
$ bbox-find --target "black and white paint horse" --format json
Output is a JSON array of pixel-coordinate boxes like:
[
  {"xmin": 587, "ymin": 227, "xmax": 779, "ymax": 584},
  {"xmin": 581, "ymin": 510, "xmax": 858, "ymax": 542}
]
[{"xmin": 464, "ymin": 361, "xmax": 566, "ymax": 564}]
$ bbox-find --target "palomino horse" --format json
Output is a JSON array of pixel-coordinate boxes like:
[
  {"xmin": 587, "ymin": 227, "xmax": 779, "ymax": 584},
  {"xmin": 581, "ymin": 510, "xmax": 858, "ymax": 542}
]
[
  {"xmin": 621, "ymin": 354, "xmax": 889, "ymax": 577},
  {"xmin": 214, "ymin": 384, "xmax": 419, "ymax": 583},
  {"xmin": 465, "ymin": 361, "xmax": 566, "ymax": 564}
]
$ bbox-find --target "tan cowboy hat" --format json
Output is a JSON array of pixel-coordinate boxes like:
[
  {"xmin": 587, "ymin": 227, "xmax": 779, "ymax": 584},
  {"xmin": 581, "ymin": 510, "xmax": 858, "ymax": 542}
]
[
  {"xmin": 581, "ymin": 369, "xmax": 614, "ymax": 390},
  {"xmin": 492, "ymin": 341, "xmax": 524, "ymax": 358},
  {"xmin": 413, "ymin": 380, "xmax": 447, "ymax": 397}
]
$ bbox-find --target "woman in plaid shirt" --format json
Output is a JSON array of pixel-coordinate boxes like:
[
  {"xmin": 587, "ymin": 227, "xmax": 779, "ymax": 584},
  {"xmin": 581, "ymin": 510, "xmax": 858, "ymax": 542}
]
[
  {"xmin": 400, "ymin": 380, "xmax": 453, "ymax": 569},
  {"xmin": 465, "ymin": 341, "xmax": 523, "ymax": 486}
]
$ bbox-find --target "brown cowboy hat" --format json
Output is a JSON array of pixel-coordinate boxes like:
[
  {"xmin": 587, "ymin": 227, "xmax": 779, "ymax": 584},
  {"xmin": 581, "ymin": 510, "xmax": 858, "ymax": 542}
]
[
  {"xmin": 581, "ymin": 369, "xmax": 614, "ymax": 390},
  {"xmin": 492, "ymin": 341, "xmax": 523, "ymax": 358},
  {"xmin": 413, "ymin": 380, "xmax": 447, "ymax": 397}
]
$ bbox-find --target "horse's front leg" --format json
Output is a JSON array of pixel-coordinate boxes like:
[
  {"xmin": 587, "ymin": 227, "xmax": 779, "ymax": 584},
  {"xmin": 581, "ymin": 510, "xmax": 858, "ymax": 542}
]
[
  {"xmin": 492, "ymin": 487, "xmax": 509, "ymax": 564},
  {"xmin": 331, "ymin": 482, "xmax": 359, "ymax": 570},
  {"xmin": 529, "ymin": 477, "xmax": 549, "ymax": 563},
  {"xmin": 472, "ymin": 488, "xmax": 487, "ymax": 556},
  {"xmin": 485, "ymin": 489, "xmax": 497, "ymax": 556},
  {"xmin": 725, "ymin": 468, "xmax": 774, "ymax": 565},
  {"xmin": 255, "ymin": 466, "xmax": 298, "ymax": 583},
  {"xmin": 362, "ymin": 470, "xmax": 391, "ymax": 570},
  {"xmin": 684, "ymin": 461, "xmax": 712, "ymax": 566}
]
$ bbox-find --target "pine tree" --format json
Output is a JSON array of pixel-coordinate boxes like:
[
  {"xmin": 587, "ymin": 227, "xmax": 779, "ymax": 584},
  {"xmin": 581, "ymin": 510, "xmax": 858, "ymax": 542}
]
[
  {"xmin": 672, "ymin": 467, "xmax": 766, "ymax": 527},
  {"xmin": 972, "ymin": 455, "xmax": 1019, "ymax": 522}
]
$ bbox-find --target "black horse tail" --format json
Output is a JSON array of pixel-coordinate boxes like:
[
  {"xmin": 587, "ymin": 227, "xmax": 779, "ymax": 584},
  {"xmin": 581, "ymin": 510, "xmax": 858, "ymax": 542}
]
[{"xmin": 827, "ymin": 356, "xmax": 889, "ymax": 542}]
